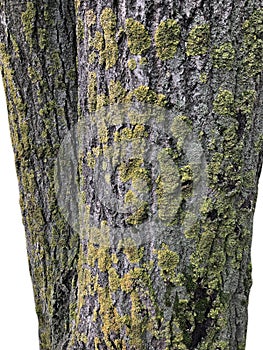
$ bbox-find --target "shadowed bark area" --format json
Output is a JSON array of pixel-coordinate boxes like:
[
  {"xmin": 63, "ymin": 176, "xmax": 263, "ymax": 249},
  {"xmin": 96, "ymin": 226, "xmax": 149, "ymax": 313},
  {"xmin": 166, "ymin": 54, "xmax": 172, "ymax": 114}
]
[
  {"xmin": 0, "ymin": 0, "xmax": 263, "ymax": 349},
  {"xmin": 0, "ymin": 1, "xmax": 79, "ymax": 348}
]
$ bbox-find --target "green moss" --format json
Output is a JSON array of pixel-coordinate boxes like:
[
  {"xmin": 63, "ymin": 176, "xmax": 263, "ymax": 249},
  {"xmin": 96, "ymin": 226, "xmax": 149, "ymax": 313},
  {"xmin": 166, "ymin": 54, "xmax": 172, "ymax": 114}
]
[
  {"xmin": 213, "ymin": 88, "xmax": 235, "ymax": 116},
  {"xmin": 21, "ymin": 2, "xmax": 36, "ymax": 49},
  {"xmin": 154, "ymin": 243, "xmax": 179, "ymax": 283},
  {"xmin": 242, "ymin": 9, "xmax": 263, "ymax": 76},
  {"xmin": 127, "ymin": 58, "xmax": 137, "ymax": 70},
  {"xmin": 186, "ymin": 24, "xmax": 210, "ymax": 56},
  {"xmin": 100, "ymin": 8, "xmax": 118, "ymax": 69},
  {"xmin": 212, "ymin": 42, "xmax": 235, "ymax": 70},
  {"xmin": 125, "ymin": 18, "xmax": 151, "ymax": 55},
  {"xmin": 154, "ymin": 19, "xmax": 181, "ymax": 60}
]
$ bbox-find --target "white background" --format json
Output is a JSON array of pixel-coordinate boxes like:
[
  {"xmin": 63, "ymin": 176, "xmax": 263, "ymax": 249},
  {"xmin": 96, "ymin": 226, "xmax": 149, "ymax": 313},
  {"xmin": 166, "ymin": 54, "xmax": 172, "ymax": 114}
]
[{"xmin": 0, "ymin": 78, "xmax": 262, "ymax": 349}]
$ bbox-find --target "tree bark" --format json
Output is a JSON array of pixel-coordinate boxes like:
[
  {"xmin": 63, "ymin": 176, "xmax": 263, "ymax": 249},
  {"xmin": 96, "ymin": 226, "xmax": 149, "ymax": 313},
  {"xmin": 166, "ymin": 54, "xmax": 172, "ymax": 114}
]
[{"xmin": 0, "ymin": 1, "xmax": 262, "ymax": 350}]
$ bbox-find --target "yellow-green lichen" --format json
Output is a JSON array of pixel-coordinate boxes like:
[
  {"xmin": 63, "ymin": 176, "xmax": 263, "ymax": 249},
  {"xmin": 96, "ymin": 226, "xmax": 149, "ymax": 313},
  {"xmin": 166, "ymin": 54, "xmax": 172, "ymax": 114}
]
[
  {"xmin": 10, "ymin": 36, "xmax": 20, "ymax": 57},
  {"xmin": 132, "ymin": 85, "xmax": 167, "ymax": 107},
  {"xmin": 180, "ymin": 164, "xmax": 193, "ymax": 183},
  {"xmin": 156, "ymin": 149, "xmax": 181, "ymax": 223},
  {"xmin": 186, "ymin": 23, "xmax": 210, "ymax": 56},
  {"xmin": 154, "ymin": 19, "xmax": 181, "ymax": 60},
  {"xmin": 113, "ymin": 124, "xmax": 148, "ymax": 143},
  {"xmin": 86, "ymin": 9, "xmax": 96, "ymax": 27},
  {"xmin": 118, "ymin": 158, "xmax": 149, "ymax": 184},
  {"xmin": 139, "ymin": 57, "xmax": 148, "ymax": 65},
  {"xmin": 108, "ymin": 267, "xmax": 120, "ymax": 291},
  {"xmin": 237, "ymin": 89, "xmax": 256, "ymax": 115},
  {"xmin": 126, "ymin": 202, "xmax": 149, "ymax": 225},
  {"xmin": 200, "ymin": 72, "xmax": 208, "ymax": 83},
  {"xmin": 212, "ymin": 42, "xmax": 235, "ymax": 70},
  {"xmin": 100, "ymin": 8, "xmax": 118, "ymax": 69},
  {"xmin": 88, "ymin": 52, "xmax": 96, "ymax": 64},
  {"xmin": 38, "ymin": 28, "xmax": 47, "ymax": 50},
  {"xmin": 120, "ymin": 267, "xmax": 144, "ymax": 292},
  {"xmin": 242, "ymin": 9, "xmax": 263, "ymax": 76},
  {"xmin": 125, "ymin": 18, "xmax": 151, "ymax": 55},
  {"xmin": 86, "ymin": 152, "xmax": 96, "ymax": 168},
  {"xmin": 133, "ymin": 85, "xmax": 156, "ymax": 102},
  {"xmin": 87, "ymin": 72, "xmax": 97, "ymax": 112},
  {"xmin": 21, "ymin": 2, "xmax": 36, "ymax": 49},
  {"xmin": 117, "ymin": 157, "xmax": 151, "ymax": 225},
  {"xmin": 133, "ymin": 124, "xmax": 147, "ymax": 138},
  {"xmin": 109, "ymin": 80, "xmax": 127, "ymax": 104},
  {"xmin": 127, "ymin": 58, "xmax": 137, "ymax": 70},
  {"xmin": 111, "ymin": 253, "xmax": 118, "ymax": 264},
  {"xmin": 179, "ymin": 164, "xmax": 193, "ymax": 198},
  {"xmin": 170, "ymin": 115, "xmax": 192, "ymax": 151},
  {"xmin": 91, "ymin": 31, "xmax": 104, "ymax": 52},
  {"xmin": 96, "ymin": 286, "xmax": 124, "ymax": 346},
  {"xmin": 154, "ymin": 243, "xmax": 179, "ymax": 283},
  {"xmin": 96, "ymin": 93, "xmax": 109, "ymax": 110},
  {"xmin": 97, "ymin": 120, "xmax": 108, "ymax": 144},
  {"xmin": 96, "ymin": 81, "xmax": 167, "ymax": 109},
  {"xmin": 87, "ymin": 242, "xmax": 98, "ymax": 267},
  {"xmin": 97, "ymin": 247, "xmax": 111, "ymax": 272},
  {"xmin": 213, "ymin": 89, "xmax": 235, "ymax": 116},
  {"xmin": 114, "ymin": 127, "xmax": 133, "ymax": 142},
  {"xmin": 120, "ymin": 238, "xmax": 144, "ymax": 264},
  {"xmin": 77, "ymin": 18, "xmax": 84, "ymax": 41}
]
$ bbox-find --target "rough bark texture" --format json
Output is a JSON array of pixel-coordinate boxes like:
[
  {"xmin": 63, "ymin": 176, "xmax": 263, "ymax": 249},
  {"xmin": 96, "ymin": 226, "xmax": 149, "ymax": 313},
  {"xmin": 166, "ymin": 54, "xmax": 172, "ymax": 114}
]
[
  {"xmin": 0, "ymin": 1, "xmax": 79, "ymax": 348},
  {"xmin": 0, "ymin": 1, "xmax": 263, "ymax": 350}
]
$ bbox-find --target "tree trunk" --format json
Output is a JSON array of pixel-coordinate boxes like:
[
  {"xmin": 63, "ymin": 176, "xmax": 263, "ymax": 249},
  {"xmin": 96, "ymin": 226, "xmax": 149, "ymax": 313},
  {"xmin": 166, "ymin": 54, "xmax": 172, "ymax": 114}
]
[{"xmin": 0, "ymin": 1, "xmax": 262, "ymax": 349}]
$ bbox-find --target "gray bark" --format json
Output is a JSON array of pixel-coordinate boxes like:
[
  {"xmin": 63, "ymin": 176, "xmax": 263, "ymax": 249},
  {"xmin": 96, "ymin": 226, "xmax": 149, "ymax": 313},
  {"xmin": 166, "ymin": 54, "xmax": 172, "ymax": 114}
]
[{"xmin": 0, "ymin": 1, "xmax": 262, "ymax": 349}]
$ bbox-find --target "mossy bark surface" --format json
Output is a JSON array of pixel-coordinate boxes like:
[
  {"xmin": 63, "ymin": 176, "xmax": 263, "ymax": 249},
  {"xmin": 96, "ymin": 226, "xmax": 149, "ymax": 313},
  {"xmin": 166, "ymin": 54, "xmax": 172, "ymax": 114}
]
[{"xmin": 0, "ymin": 1, "xmax": 263, "ymax": 350}]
